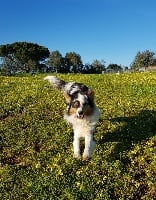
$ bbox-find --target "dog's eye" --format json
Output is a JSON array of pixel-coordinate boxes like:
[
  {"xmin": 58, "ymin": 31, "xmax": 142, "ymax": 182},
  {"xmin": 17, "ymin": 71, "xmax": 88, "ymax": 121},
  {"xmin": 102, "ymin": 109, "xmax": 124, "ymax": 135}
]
[{"xmin": 71, "ymin": 101, "xmax": 80, "ymax": 108}]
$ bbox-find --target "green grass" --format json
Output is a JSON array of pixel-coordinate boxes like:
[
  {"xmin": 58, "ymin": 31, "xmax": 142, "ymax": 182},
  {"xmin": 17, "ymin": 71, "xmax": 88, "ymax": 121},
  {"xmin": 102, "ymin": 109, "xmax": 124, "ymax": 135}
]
[{"xmin": 0, "ymin": 72, "xmax": 156, "ymax": 200}]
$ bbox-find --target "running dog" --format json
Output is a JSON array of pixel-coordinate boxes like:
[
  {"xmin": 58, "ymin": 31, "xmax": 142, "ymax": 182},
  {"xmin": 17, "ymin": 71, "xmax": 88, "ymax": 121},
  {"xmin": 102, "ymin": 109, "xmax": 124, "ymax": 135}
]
[{"xmin": 44, "ymin": 76, "xmax": 100, "ymax": 160}]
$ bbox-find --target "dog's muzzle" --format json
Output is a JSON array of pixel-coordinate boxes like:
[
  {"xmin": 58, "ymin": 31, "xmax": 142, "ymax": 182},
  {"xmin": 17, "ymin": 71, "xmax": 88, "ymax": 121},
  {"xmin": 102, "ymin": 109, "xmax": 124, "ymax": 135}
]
[{"xmin": 76, "ymin": 110, "xmax": 84, "ymax": 119}]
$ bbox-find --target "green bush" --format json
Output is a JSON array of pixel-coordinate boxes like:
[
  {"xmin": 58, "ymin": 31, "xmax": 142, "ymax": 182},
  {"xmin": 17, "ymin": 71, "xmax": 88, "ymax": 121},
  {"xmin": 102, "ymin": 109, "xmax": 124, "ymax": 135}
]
[{"xmin": 0, "ymin": 73, "xmax": 156, "ymax": 199}]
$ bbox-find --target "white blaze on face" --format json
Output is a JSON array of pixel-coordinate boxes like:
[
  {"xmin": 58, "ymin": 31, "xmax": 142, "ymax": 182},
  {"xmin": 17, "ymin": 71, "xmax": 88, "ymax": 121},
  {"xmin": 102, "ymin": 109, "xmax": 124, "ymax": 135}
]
[{"xmin": 76, "ymin": 93, "xmax": 88, "ymax": 118}]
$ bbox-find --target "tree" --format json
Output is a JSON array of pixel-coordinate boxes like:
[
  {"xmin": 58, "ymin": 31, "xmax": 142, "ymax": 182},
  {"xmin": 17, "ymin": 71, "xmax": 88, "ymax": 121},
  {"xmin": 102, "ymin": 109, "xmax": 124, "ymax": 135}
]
[
  {"xmin": 48, "ymin": 50, "xmax": 63, "ymax": 73},
  {"xmin": 81, "ymin": 63, "xmax": 91, "ymax": 74},
  {"xmin": 107, "ymin": 64, "xmax": 122, "ymax": 72},
  {"xmin": 131, "ymin": 50, "xmax": 155, "ymax": 71},
  {"xmin": 0, "ymin": 42, "xmax": 50, "ymax": 74},
  {"xmin": 153, "ymin": 58, "xmax": 156, "ymax": 65},
  {"xmin": 91, "ymin": 59, "xmax": 105, "ymax": 73},
  {"xmin": 65, "ymin": 52, "xmax": 83, "ymax": 73}
]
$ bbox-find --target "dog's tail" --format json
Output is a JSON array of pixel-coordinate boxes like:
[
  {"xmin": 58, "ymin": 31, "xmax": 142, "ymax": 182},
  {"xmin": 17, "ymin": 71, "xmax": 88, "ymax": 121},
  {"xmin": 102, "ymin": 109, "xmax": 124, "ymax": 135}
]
[
  {"xmin": 44, "ymin": 76, "xmax": 66, "ymax": 90},
  {"xmin": 44, "ymin": 76, "xmax": 89, "ymax": 96}
]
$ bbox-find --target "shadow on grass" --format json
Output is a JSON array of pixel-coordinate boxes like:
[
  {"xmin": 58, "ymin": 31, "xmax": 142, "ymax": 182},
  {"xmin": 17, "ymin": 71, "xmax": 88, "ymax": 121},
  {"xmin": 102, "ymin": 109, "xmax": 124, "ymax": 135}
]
[{"xmin": 99, "ymin": 109, "xmax": 156, "ymax": 161}]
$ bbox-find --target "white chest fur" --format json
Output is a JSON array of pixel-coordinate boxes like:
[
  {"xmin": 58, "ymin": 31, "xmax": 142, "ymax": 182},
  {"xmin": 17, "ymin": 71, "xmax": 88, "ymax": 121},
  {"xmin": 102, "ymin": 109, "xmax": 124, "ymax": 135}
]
[{"xmin": 64, "ymin": 106, "xmax": 100, "ymax": 160}]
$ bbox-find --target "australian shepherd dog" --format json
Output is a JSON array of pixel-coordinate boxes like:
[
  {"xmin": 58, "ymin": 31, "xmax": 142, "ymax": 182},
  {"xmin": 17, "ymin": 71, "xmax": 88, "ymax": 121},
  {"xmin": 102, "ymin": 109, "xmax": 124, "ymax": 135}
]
[{"xmin": 44, "ymin": 76, "xmax": 100, "ymax": 160}]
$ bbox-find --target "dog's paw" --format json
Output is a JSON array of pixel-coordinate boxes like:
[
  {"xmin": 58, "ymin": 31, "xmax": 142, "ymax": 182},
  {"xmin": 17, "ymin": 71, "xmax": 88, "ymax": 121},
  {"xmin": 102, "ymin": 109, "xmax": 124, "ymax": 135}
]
[
  {"xmin": 82, "ymin": 152, "xmax": 91, "ymax": 161},
  {"xmin": 82, "ymin": 156, "xmax": 90, "ymax": 161},
  {"xmin": 73, "ymin": 153, "xmax": 81, "ymax": 159}
]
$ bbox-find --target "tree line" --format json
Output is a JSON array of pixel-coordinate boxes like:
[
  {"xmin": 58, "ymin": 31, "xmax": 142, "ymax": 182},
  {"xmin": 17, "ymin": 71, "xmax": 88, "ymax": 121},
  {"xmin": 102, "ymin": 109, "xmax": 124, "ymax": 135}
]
[{"xmin": 0, "ymin": 42, "xmax": 155, "ymax": 75}]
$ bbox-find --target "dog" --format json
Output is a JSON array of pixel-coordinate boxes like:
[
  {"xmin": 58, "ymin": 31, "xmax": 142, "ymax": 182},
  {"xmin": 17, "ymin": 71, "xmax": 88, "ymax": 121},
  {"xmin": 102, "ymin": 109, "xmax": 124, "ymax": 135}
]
[{"xmin": 44, "ymin": 76, "xmax": 100, "ymax": 160}]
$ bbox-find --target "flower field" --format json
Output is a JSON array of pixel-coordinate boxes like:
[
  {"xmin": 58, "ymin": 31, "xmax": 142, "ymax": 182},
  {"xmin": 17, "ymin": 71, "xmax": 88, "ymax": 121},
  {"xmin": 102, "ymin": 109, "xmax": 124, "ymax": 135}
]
[{"xmin": 0, "ymin": 73, "xmax": 156, "ymax": 199}]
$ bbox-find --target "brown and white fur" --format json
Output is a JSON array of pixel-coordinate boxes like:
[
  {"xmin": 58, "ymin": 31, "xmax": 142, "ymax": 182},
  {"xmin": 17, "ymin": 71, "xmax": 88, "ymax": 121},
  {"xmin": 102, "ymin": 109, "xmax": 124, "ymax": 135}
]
[{"xmin": 44, "ymin": 76, "xmax": 100, "ymax": 160}]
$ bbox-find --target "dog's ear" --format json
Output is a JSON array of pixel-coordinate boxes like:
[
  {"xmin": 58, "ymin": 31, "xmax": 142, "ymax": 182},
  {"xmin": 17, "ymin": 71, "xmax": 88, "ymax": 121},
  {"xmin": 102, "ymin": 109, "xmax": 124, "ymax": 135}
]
[
  {"xmin": 87, "ymin": 88, "xmax": 94, "ymax": 101},
  {"xmin": 64, "ymin": 93, "xmax": 71, "ymax": 103}
]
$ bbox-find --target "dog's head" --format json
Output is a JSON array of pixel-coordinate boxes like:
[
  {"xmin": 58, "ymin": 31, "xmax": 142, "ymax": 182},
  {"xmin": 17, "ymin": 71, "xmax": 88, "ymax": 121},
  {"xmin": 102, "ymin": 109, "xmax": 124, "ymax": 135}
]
[
  {"xmin": 44, "ymin": 76, "xmax": 95, "ymax": 119},
  {"xmin": 67, "ymin": 89, "xmax": 94, "ymax": 119}
]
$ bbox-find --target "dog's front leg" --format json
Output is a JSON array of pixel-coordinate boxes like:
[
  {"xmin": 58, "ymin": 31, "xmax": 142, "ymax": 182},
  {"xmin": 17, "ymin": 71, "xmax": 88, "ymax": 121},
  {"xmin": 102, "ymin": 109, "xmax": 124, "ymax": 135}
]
[
  {"xmin": 83, "ymin": 133, "xmax": 95, "ymax": 160},
  {"xmin": 73, "ymin": 135, "xmax": 81, "ymax": 159}
]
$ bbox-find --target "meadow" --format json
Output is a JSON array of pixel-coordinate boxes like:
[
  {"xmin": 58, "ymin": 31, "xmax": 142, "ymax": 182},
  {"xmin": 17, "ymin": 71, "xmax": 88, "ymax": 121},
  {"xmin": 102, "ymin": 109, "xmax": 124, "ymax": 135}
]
[{"xmin": 0, "ymin": 72, "xmax": 156, "ymax": 200}]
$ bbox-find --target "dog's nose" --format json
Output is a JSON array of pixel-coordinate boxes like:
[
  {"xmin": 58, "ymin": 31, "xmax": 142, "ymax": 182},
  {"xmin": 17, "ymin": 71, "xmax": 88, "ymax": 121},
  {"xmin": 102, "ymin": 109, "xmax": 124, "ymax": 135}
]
[{"xmin": 78, "ymin": 111, "xmax": 83, "ymax": 115}]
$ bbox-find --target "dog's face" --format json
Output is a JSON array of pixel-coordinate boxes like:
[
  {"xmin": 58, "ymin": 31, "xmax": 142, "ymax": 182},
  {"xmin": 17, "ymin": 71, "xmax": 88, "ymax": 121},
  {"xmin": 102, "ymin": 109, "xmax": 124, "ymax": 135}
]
[{"xmin": 67, "ymin": 92, "xmax": 94, "ymax": 119}]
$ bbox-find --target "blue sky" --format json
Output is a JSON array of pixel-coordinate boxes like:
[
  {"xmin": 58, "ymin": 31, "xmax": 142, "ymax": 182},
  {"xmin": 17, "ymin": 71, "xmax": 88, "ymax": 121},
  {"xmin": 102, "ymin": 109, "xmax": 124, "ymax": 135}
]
[{"xmin": 1, "ymin": 0, "xmax": 156, "ymax": 67}]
